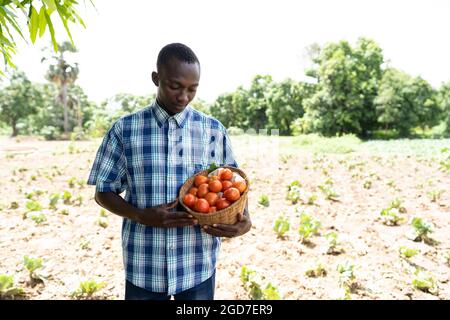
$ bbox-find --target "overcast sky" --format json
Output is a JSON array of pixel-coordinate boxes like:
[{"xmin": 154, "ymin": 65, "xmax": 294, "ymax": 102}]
[{"xmin": 12, "ymin": 0, "xmax": 450, "ymax": 104}]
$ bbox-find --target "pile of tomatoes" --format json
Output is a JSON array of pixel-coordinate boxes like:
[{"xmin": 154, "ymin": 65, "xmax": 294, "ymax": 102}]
[{"xmin": 182, "ymin": 168, "xmax": 247, "ymax": 214}]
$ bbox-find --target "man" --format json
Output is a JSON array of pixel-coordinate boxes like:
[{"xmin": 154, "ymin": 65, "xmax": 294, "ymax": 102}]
[{"xmin": 87, "ymin": 43, "xmax": 251, "ymax": 300}]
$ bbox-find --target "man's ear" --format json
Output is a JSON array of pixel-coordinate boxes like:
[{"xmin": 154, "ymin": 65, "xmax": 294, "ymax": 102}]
[{"xmin": 151, "ymin": 71, "xmax": 159, "ymax": 87}]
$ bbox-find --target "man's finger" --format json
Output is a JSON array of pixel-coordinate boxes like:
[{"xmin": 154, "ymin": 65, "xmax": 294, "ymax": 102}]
[
  {"xmin": 171, "ymin": 211, "xmax": 196, "ymax": 219},
  {"xmin": 202, "ymin": 225, "xmax": 235, "ymax": 237}
]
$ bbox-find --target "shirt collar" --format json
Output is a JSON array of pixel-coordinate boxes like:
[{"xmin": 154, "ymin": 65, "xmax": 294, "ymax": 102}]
[{"xmin": 152, "ymin": 100, "xmax": 190, "ymax": 128}]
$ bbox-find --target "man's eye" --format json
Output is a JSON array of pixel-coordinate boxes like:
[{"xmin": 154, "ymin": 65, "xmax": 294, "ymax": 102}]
[{"xmin": 169, "ymin": 86, "xmax": 180, "ymax": 90}]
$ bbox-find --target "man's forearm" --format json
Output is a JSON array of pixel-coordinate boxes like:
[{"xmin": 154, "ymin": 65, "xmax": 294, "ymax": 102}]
[{"xmin": 95, "ymin": 191, "xmax": 141, "ymax": 222}]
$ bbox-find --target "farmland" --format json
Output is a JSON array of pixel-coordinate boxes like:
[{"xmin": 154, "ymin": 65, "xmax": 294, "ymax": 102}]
[{"xmin": 0, "ymin": 135, "xmax": 449, "ymax": 300}]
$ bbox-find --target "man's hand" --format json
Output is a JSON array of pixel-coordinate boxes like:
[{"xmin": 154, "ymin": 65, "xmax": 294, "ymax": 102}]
[
  {"xmin": 201, "ymin": 211, "xmax": 252, "ymax": 238},
  {"xmin": 136, "ymin": 200, "xmax": 198, "ymax": 228}
]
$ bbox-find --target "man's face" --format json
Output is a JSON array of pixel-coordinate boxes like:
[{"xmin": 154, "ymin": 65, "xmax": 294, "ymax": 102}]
[{"xmin": 152, "ymin": 57, "xmax": 200, "ymax": 115}]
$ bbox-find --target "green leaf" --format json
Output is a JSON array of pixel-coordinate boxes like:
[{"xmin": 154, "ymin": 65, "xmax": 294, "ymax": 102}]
[
  {"xmin": 29, "ymin": 6, "xmax": 39, "ymax": 43},
  {"xmin": 44, "ymin": 10, "xmax": 58, "ymax": 52},
  {"xmin": 38, "ymin": 6, "xmax": 47, "ymax": 37},
  {"xmin": 43, "ymin": 0, "xmax": 57, "ymax": 14}
]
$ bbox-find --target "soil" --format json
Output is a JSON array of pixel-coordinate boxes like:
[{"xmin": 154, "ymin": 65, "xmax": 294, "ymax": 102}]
[{"xmin": 0, "ymin": 136, "xmax": 449, "ymax": 300}]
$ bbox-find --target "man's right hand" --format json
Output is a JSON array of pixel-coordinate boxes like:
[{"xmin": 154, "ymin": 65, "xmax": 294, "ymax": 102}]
[{"xmin": 135, "ymin": 200, "xmax": 198, "ymax": 228}]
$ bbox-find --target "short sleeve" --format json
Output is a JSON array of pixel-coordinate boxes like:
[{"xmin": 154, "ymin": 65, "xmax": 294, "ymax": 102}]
[
  {"xmin": 222, "ymin": 127, "xmax": 239, "ymax": 168},
  {"xmin": 87, "ymin": 120, "xmax": 128, "ymax": 194}
]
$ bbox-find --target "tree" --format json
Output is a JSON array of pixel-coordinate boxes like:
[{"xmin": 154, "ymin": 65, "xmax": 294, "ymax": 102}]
[
  {"xmin": 437, "ymin": 81, "xmax": 450, "ymax": 134},
  {"xmin": 301, "ymin": 38, "xmax": 384, "ymax": 137},
  {"xmin": 43, "ymin": 40, "xmax": 79, "ymax": 138},
  {"xmin": 0, "ymin": 70, "xmax": 42, "ymax": 136},
  {"xmin": 375, "ymin": 69, "xmax": 440, "ymax": 137},
  {"xmin": 0, "ymin": 0, "xmax": 92, "ymax": 74},
  {"xmin": 209, "ymin": 87, "xmax": 249, "ymax": 129},
  {"xmin": 266, "ymin": 79, "xmax": 314, "ymax": 135},
  {"xmin": 247, "ymin": 75, "xmax": 273, "ymax": 132}
]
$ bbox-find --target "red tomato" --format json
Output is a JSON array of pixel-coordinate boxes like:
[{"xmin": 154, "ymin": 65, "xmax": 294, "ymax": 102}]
[
  {"xmin": 204, "ymin": 192, "xmax": 219, "ymax": 206},
  {"xmin": 224, "ymin": 187, "xmax": 240, "ymax": 202},
  {"xmin": 216, "ymin": 198, "xmax": 230, "ymax": 210},
  {"xmin": 221, "ymin": 180, "xmax": 233, "ymax": 191},
  {"xmin": 232, "ymin": 181, "xmax": 247, "ymax": 194},
  {"xmin": 183, "ymin": 193, "xmax": 197, "ymax": 209},
  {"xmin": 188, "ymin": 187, "xmax": 198, "ymax": 196},
  {"xmin": 209, "ymin": 180, "xmax": 222, "ymax": 193},
  {"xmin": 219, "ymin": 168, "xmax": 233, "ymax": 181},
  {"xmin": 208, "ymin": 206, "xmax": 217, "ymax": 213},
  {"xmin": 194, "ymin": 175, "xmax": 209, "ymax": 187},
  {"xmin": 194, "ymin": 198, "xmax": 210, "ymax": 213},
  {"xmin": 197, "ymin": 183, "xmax": 209, "ymax": 198}
]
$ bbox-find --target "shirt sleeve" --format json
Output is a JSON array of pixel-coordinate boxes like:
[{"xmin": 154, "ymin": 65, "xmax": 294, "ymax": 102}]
[
  {"xmin": 222, "ymin": 127, "xmax": 239, "ymax": 168},
  {"xmin": 87, "ymin": 120, "xmax": 128, "ymax": 194}
]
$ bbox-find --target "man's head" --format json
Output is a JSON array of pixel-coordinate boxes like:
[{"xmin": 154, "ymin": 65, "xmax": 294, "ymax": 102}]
[{"xmin": 152, "ymin": 43, "xmax": 200, "ymax": 115}]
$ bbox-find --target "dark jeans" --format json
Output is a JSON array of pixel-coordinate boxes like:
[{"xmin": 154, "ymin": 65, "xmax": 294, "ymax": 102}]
[{"xmin": 125, "ymin": 272, "xmax": 215, "ymax": 300}]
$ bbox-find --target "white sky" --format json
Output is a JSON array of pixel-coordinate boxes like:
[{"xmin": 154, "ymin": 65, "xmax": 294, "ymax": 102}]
[{"xmin": 12, "ymin": 0, "xmax": 450, "ymax": 104}]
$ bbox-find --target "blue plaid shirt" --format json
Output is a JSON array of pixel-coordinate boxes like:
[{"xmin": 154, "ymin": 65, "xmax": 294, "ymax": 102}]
[{"xmin": 87, "ymin": 101, "xmax": 238, "ymax": 295}]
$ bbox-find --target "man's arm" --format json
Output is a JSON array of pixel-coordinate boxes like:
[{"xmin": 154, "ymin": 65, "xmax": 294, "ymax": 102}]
[{"xmin": 95, "ymin": 191, "xmax": 197, "ymax": 228}]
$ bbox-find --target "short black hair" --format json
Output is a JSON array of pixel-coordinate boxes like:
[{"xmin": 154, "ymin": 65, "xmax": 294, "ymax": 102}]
[{"xmin": 156, "ymin": 43, "xmax": 200, "ymax": 72}]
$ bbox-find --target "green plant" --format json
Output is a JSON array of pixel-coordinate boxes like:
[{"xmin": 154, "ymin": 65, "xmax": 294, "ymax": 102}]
[
  {"xmin": 427, "ymin": 190, "xmax": 444, "ymax": 202},
  {"xmin": 325, "ymin": 232, "xmax": 343, "ymax": 254},
  {"xmin": 97, "ymin": 217, "xmax": 108, "ymax": 228},
  {"xmin": 71, "ymin": 280, "xmax": 107, "ymax": 299},
  {"xmin": 399, "ymin": 246, "xmax": 419, "ymax": 259},
  {"xmin": 0, "ymin": 275, "xmax": 24, "ymax": 299},
  {"xmin": 305, "ymin": 262, "xmax": 327, "ymax": 277},
  {"xmin": 412, "ymin": 269, "xmax": 438, "ymax": 295},
  {"xmin": 286, "ymin": 185, "xmax": 302, "ymax": 204},
  {"xmin": 63, "ymin": 190, "xmax": 72, "ymax": 205},
  {"xmin": 273, "ymin": 214, "xmax": 290, "ymax": 238},
  {"xmin": 30, "ymin": 213, "xmax": 47, "ymax": 225},
  {"xmin": 23, "ymin": 256, "xmax": 44, "ymax": 283},
  {"xmin": 445, "ymin": 252, "xmax": 450, "ymax": 266},
  {"xmin": 240, "ymin": 266, "xmax": 281, "ymax": 300},
  {"xmin": 25, "ymin": 200, "xmax": 43, "ymax": 213},
  {"xmin": 298, "ymin": 211, "xmax": 321, "ymax": 243},
  {"xmin": 318, "ymin": 184, "xmax": 339, "ymax": 201},
  {"xmin": 380, "ymin": 207, "xmax": 406, "ymax": 226},
  {"xmin": 337, "ymin": 261, "xmax": 357, "ymax": 294},
  {"xmin": 49, "ymin": 193, "xmax": 60, "ymax": 210},
  {"xmin": 363, "ymin": 180, "xmax": 372, "ymax": 189},
  {"xmin": 258, "ymin": 194, "xmax": 270, "ymax": 207},
  {"xmin": 411, "ymin": 217, "xmax": 434, "ymax": 244}
]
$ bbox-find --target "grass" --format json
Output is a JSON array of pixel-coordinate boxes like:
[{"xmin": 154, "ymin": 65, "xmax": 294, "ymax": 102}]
[{"xmin": 230, "ymin": 134, "xmax": 450, "ymax": 158}]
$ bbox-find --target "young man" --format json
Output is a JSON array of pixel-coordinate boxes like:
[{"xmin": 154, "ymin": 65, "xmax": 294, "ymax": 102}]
[{"xmin": 87, "ymin": 43, "xmax": 251, "ymax": 300}]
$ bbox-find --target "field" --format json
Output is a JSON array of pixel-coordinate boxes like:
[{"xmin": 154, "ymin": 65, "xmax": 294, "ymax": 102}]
[{"xmin": 0, "ymin": 134, "xmax": 449, "ymax": 300}]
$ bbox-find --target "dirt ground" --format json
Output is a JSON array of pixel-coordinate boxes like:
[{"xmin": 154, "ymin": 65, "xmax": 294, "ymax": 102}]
[{"xmin": 0, "ymin": 135, "xmax": 449, "ymax": 300}]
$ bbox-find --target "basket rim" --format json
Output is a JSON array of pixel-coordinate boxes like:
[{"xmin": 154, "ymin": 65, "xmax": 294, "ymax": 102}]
[{"xmin": 179, "ymin": 166, "xmax": 249, "ymax": 218}]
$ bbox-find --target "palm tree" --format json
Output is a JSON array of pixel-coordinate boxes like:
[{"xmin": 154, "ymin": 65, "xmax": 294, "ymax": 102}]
[{"xmin": 43, "ymin": 41, "xmax": 79, "ymax": 139}]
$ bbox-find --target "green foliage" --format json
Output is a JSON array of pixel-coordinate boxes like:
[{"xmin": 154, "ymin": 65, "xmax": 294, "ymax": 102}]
[
  {"xmin": 379, "ymin": 198, "xmax": 407, "ymax": 226},
  {"xmin": 411, "ymin": 217, "xmax": 434, "ymax": 243},
  {"xmin": 301, "ymin": 38, "xmax": 384, "ymax": 137},
  {"xmin": 258, "ymin": 194, "xmax": 270, "ymax": 207},
  {"xmin": 297, "ymin": 211, "xmax": 321, "ymax": 243},
  {"xmin": 325, "ymin": 232, "xmax": 343, "ymax": 254},
  {"xmin": 273, "ymin": 214, "xmax": 290, "ymax": 238},
  {"xmin": 412, "ymin": 269, "xmax": 438, "ymax": 294},
  {"xmin": 71, "ymin": 280, "xmax": 107, "ymax": 300},
  {"xmin": 0, "ymin": 0, "xmax": 91, "ymax": 73},
  {"xmin": 399, "ymin": 246, "xmax": 419, "ymax": 259},
  {"xmin": 240, "ymin": 266, "xmax": 281, "ymax": 300},
  {"xmin": 305, "ymin": 262, "xmax": 327, "ymax": 277},
  {"xmin": 375, "ymin": 69, "xmax": 442, "ymax": 137},
  {"xmin": 0, "ymin": 274, "xmax": 24, "ymax": 299},
  {"xmin": 0, "ymin": 71, "xmax": 42, "ymax": 136},
  {"xmin": 23, "ymin": 255, "xmax": 43, "ymax": 281},
  {"xmin": 337, "ymin": 261, "xmax": 357, "ymax": 291}
]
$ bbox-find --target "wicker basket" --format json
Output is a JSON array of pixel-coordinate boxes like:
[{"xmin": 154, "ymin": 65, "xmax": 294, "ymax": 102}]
[{"xmin": 179, "ymin": 166, "xmax": 250, "ymax": 226}]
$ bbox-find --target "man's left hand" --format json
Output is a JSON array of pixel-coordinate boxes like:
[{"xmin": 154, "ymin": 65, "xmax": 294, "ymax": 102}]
[{"xmin": 201, "ymin": 211, "xmax": 251, "ymax": 238}]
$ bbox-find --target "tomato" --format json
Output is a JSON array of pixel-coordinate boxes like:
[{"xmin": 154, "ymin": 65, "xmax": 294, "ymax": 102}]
[
  {"xmin": 204, "ymin": 192, "xmax": 219, "ymax": 206},
  {"xmin": 194, "ymin": 198, "xmax": 210, "ymax": 213},
  {"xmin": 224, "ymin": 187, "xmax": 240, "ymax": 202},
  {"xmin": 194, "ymin": 175, "xmax": 209, "ymax": 187},
  {"xmin": 232, "ymin": 180, "xmax": 247, "ymax": 194},
  {"xmin": 188, "ymin": 187, "xmax": 198, "ymax": 196},
  {"xmin": 209, "ymin": 180, "xmax": 222, "ymax": 193},
  {"xmin": 221, "ymin": 180, "xmax": 233, "ymax": 191},
  {"xmin": 183, "ymin": 193, "xmax": 197, "ymax": 209},
  {"xmin": 219, "ymin": 168, "xmax": 233, "ymax": 181},
  {"xmin": 209, "ymin": 175, "xmax": 220, "ymax": 181},
  {"xmin": 216, "ymin": 198, "xmax": 230, "ymax": 210},
  {"xmin": 197, "ymin": 183, "xmax": 209, "ymax": 198},
  {"xmin": 208, "ymin": 206, "xmax": 217, "ymax": 213}
]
